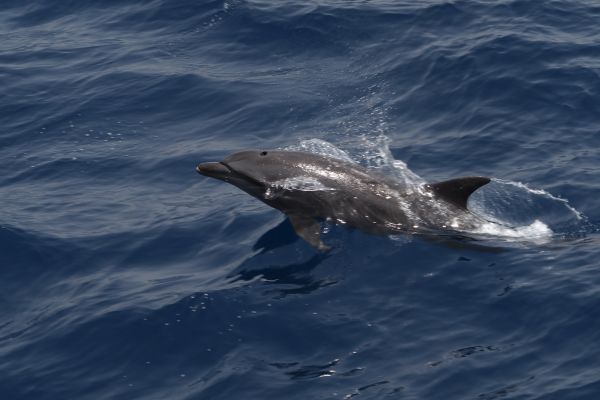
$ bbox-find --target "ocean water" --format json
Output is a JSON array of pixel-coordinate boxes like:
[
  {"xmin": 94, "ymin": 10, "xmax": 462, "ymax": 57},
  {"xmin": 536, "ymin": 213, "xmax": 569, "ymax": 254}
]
[{"xmin": 1, "ymin": 1, "xmax": 600, "ymax": 399}]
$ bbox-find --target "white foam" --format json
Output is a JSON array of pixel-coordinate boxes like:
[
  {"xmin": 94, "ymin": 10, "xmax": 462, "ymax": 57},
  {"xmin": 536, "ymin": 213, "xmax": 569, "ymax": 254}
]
[{"xmin": 471, "ymin": 219, "xmax": 553, "ymax": 242}]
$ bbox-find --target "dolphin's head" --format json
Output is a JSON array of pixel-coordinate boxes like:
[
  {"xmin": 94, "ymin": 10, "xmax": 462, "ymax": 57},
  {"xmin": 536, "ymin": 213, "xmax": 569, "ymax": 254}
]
[{"xmin": 196, "ymin": 150, "xmax": 303, "ymax": 199}]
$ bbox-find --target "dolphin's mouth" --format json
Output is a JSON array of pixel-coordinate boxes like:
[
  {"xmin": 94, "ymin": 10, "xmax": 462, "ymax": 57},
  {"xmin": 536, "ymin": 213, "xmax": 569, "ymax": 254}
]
[
  {"xmin": 196, "ymin": 161, "xmax": 233, "ymax": 180},
  {"xmin": 196, "ymin": 160, "xmax": 265, "ymax": 191}
]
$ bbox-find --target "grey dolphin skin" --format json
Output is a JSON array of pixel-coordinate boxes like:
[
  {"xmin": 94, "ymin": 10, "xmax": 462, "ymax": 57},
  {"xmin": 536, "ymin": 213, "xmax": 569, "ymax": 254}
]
[{"xmin": 196, "ymin": 150, "xmax": 490, "ymax": 250}]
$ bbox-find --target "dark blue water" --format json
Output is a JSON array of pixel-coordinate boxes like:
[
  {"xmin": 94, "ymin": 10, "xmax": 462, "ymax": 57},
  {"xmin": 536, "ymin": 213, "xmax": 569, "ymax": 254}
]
[{"xmin": 2, "ymin": 1, "xmax": 600, "ymax": 399}]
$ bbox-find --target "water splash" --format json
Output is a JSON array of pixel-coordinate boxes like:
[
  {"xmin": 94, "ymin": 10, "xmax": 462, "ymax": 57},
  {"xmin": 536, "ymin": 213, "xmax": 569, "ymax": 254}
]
[
  {"xmin": 271, "ymin": 176, "xmax": 337, "ymax": 192},
  {"xmin": 489, "ymin": 179, "xmax": 582, "ymax": 220},
  {"xmin": 468, "ymin": 178, "xmax": 585, "ymax": 238},
  {"xmin": 285, "ymin": 139, "xmax": 354, "ymax": 163}
]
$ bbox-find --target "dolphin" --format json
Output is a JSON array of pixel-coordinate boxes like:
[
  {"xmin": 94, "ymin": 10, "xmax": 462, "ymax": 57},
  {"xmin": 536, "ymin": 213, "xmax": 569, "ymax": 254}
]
[{"xmin": 196, "ymin": 150, "xmax": 490, "ymax": 250}]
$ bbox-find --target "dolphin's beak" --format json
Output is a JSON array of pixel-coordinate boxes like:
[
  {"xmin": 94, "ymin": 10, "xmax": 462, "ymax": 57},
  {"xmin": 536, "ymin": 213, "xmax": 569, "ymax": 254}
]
[{"xmin": 196, "ymin": 162, "xmax": 232, "ymax": 180}]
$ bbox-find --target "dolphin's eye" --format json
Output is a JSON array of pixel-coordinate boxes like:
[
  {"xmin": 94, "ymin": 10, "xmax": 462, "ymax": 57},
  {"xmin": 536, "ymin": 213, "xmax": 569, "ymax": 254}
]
[{"xmin": 260, "ymin": 151, "xmax": 268, "ymax": 156}]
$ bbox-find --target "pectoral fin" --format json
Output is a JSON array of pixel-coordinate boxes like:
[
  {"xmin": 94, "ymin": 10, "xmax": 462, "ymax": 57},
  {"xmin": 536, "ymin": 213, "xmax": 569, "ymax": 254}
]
[
  {"xmin": 429, "ymin": 176, "xmax": 491, "ymax": 209},
  {"xmin": 287, "ymin": 214, "xmax": 330, "ymax": 251}
]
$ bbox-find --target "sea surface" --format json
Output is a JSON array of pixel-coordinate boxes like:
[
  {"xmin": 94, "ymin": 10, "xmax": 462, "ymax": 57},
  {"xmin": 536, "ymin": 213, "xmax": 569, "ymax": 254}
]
[{"xmin": 1, "ymin": 1, "xmax": 600, "ymax": 399}]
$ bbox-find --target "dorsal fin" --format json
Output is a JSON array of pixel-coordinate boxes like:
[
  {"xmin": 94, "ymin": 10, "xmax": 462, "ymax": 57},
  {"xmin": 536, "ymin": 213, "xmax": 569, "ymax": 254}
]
[{"xmin": 428, "ymin": 176, "xmax": 491, "ymax": 209}]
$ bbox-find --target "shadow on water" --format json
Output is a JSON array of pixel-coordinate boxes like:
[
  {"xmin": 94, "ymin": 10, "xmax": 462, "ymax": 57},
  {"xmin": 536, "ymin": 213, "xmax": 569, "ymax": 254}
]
[
  {"xmin": 227, "ymin": 219, "xmax": 335, "ymax": 297},
  {"xmin": 251, "ymin": 218, "xmax": 298, "ymax": 254},
  {"xmin": 229, "ymin": 252, "xmax": 333, "ymax": 298},
  {"xmin": 225, "ymin": 215, "xmax": 518, "ymax": 299},
  {"xmin": 227, "ymin": 217, "xmax": 510, "ymax": 299}
]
